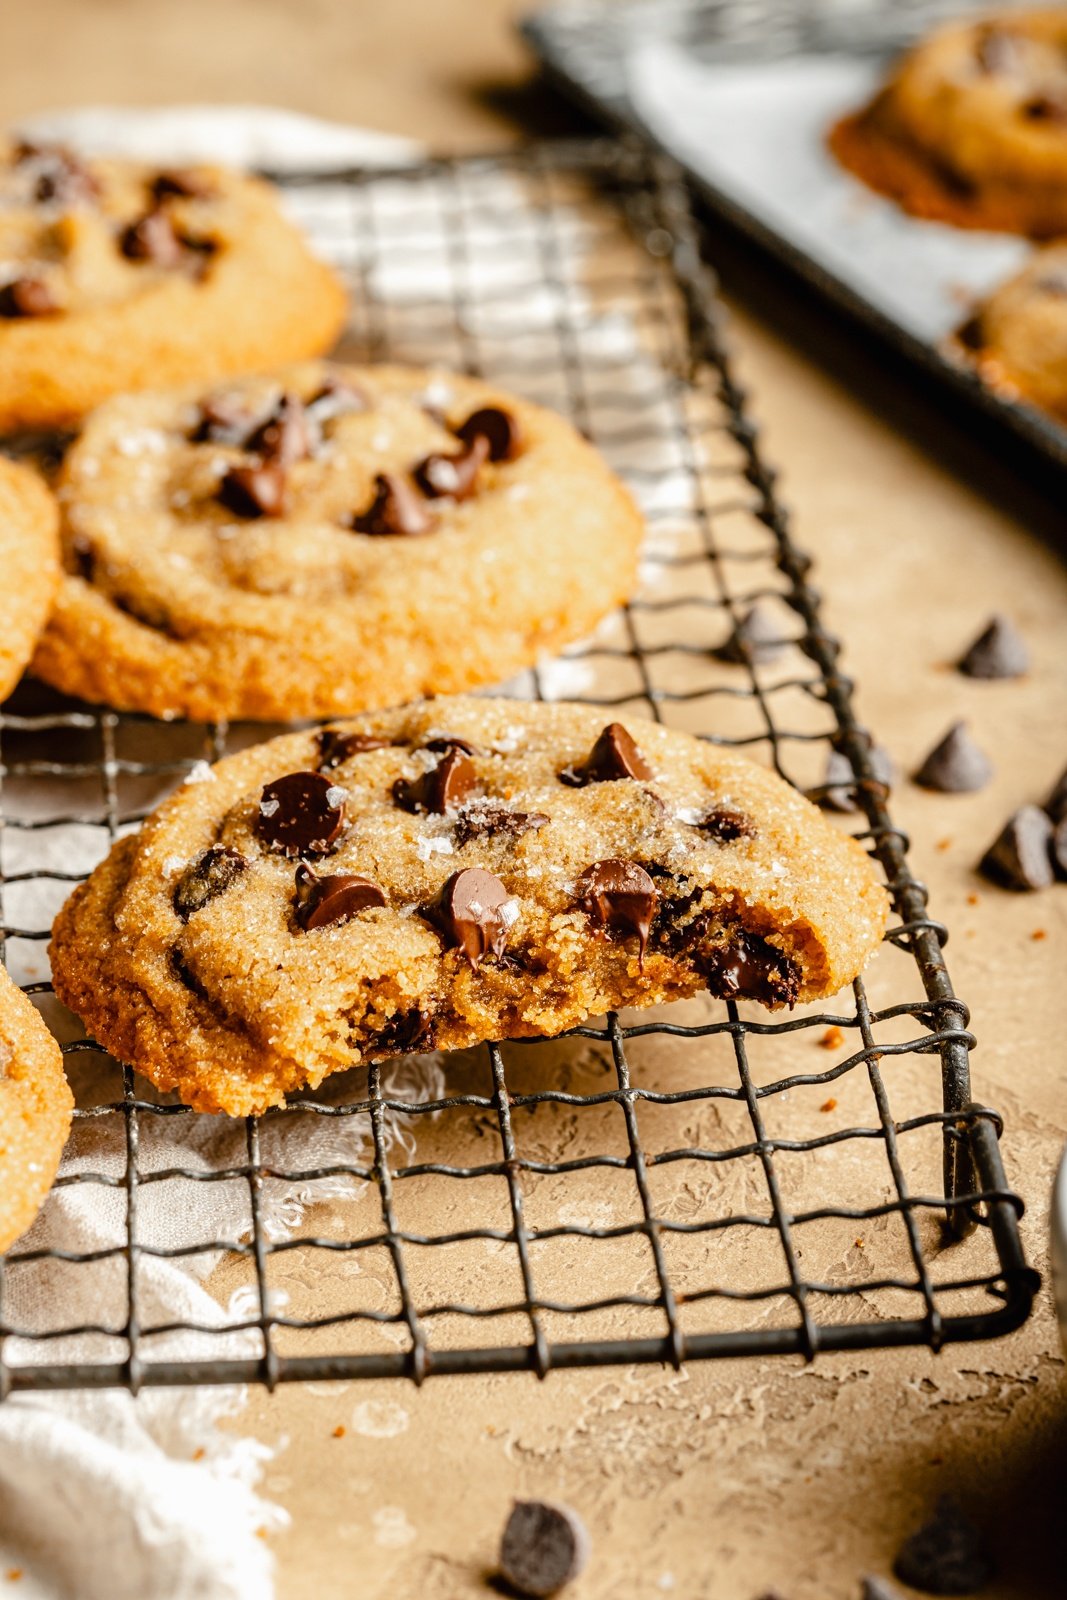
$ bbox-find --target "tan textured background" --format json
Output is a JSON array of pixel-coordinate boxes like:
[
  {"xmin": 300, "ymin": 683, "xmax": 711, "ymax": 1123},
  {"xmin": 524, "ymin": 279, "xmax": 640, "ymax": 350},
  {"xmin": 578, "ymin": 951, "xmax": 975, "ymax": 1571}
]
[{"xmin": 6, "ymin": 3, "xmax": 1066, "ymax": 1596}]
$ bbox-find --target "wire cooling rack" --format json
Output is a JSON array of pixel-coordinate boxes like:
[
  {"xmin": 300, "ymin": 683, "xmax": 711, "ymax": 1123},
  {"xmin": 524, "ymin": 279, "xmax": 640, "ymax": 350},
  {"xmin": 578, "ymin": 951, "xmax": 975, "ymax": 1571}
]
[{"xmin": 0, "ymin": 141, "xmax": 1035, "ymax": 1393}]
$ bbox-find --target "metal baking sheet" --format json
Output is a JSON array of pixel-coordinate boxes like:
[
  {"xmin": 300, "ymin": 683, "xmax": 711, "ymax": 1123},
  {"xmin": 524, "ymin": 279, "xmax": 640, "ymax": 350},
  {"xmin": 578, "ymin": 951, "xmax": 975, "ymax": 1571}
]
[{"xmin": 523, "ymin": 0, "xmax": 1067, "ymax": 472}]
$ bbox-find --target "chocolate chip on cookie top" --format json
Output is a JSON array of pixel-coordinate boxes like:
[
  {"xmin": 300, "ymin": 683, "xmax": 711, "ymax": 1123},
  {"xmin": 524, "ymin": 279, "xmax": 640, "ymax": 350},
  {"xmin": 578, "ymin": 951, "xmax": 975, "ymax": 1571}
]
[
  {"xmin": 414, "ymin": 432, "xmax": 490, "ymax": 500},
  {"xmin": 560, "ymin": 722, "xmax": 653, "ymax": 786},
  {"xmin": 455, "ymin": 406, "xmax": 523, "ymax": 461},
  {"xmin": 255, "ymin": 771, "xmax": 347, "ymax": 856},
  {"xmin": 0, "ymin": 277, "xmax": 57, "ymax": 319},
  {"xmin": 217, "ymin": 461, "xmax": 287, "ymax": 519},
  {"xmin": 351, "ymin": 472, "xmax": 437, "ymax": 537},
  {"xmin": 316, "ymin": 728, "xmax": 395, "ymax": 771},
  {"xmin": 424, "ymin": 867, "xmax": 518, "ymax": 969},
  {"xmin": 294, "ymin": 864, "xmax": 387, "ymax": 930},
  {"xmin": 393, "ymin": 744, "xmax": 477, "ymax": 815}
]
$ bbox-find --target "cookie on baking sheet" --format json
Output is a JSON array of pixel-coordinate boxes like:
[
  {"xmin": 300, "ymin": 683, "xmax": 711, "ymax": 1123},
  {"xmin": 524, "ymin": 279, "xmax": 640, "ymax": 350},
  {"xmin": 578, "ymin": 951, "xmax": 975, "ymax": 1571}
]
[
  {"xmin": 0, "ymin": 454, "xmax": 60, "ymax": 702},
  {"xmin": 0, "ymin": 964, "xmax": 72, "ymax": 1252},
  {"xmin": 31, "ymin": 363, "xmax": 643, "ymax": 722},
  {"xmin": 954, "ymin": 242, "xmax": 1067, "ymax": 417},
  {"xmin": 829, "ymin": 11, "xmax": 1067, "ymax": 236},
  {"xmin": 0, "ymin": 139, "xmax": 346, "ymax": 432},
  {"xmin": 49, "ymin": 698, "xmax": 889, "ymax": 1116}
]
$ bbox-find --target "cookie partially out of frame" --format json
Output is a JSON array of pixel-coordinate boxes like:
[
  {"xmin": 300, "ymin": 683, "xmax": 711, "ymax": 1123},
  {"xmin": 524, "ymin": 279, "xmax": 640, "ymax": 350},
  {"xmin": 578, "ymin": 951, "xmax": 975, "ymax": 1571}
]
[
  {"xmin": 0, "ymin": 455, "xmax": 60, "ymax": 701},
  {"xmin": 830, "ymin": 11, "xmax": 1067, "ymax": 236},
  {"xmin": 31, "ymin": 363, "xmax": 643, "ymax": 722},
  {"xmin": 0, "ymin": 964, "xmax": 73, "ymax": 1252},
  {"xmin": 955, "ymin": 242, "xmax": 1067, "ymax": 417},
  {"xmin": 50, "ymin": 698, "xmax": 889, "ymax": 1116},
  {"xmin": 0, "ymin": 139, "xmax": 346, "ymax": 431}
]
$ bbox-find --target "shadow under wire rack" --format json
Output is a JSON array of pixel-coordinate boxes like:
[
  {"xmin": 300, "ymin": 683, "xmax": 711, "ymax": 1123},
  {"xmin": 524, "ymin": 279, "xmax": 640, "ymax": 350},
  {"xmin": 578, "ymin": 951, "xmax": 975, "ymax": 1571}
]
[{"xmin": 0, "ymin": 141, "xmax": 1036, "ymax": 1393}]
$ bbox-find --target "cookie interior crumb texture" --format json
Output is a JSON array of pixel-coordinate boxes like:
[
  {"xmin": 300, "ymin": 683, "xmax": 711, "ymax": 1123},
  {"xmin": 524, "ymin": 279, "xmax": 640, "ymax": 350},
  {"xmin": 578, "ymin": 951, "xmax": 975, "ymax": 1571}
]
[
  {"xmin": 0, "ymin": 454, "xmax": 60, "ymax": 701},
  {"xmin": 0, "ymin": 964, "xmax": 73, "ymax": 1253},
  {"xmin": 31, "ymin": 362, "xmax": 644, "ymax": 721},
  {"xmin": 49, "ymin": 698, "xmax": 889, "ymax": 1116}
]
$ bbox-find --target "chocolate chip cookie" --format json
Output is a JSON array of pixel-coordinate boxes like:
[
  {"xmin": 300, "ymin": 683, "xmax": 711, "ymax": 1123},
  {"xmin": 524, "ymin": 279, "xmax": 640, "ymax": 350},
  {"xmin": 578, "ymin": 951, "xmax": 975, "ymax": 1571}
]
[
  {"xmin": 31, "ymin": 363, "xmax": 643, "ymax": 721},
  {"xmin": 830, "ymin": 11, "xmax": 1067, "ymax": 235},
  {"xmin": 0, "ymin": 139, "xmax": 346, "ymax": 431},
  {"xmin": 0, "ymin": 964, "xmax": 73, "ymax": 1251},
  {"xmin": 50, "ymin": 698, "xmax": 889, "ymax": 1116},
  {"xmin": 0, "ymin": 454, "xmax": 60, "ymax": 701},
  {"xmin": 954, "ymin": 242, "xmax": 1067, "ymax": 416}
]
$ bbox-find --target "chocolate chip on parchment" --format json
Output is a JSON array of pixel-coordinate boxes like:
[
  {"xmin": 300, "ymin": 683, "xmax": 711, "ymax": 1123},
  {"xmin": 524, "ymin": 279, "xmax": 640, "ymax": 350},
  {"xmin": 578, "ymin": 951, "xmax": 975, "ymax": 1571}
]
[
  {"xmin": 256, "ymin": 771, "xmax": 347, "ymax": 857},
  {"xmin": 351, "ymin": 473, "xmax": 436, "ymax": 536},
  {"xmin": 1044, "ymin": 763, "xmax": 1067, "ymax": 823},
  {"xmin": 956, "ymin": 614, "xmax": 1029, "ymax": 679},
  {"xmin": 454, "ymin": 801, "xmax": 548, "ymax": 848},
  {"xmin": 455, "ymin": 405, "xmax": 522, "ymax": 462},
  {"xmin": 913, "ymin": 722, "xmax": 992, "ymax": 793},
  {"xmin": 413, "ymin": 432, "xmax": 490, "ymax": 500},
  {"xmin": 695, "ymin": 925, "xmax": 801, "ymax": 1008},
  {"xmin": 424, "ymin": 867, "xmax": 515, "ymax": 969},
  {"xmin": 150, "ymin": 168, "xmax": 215, "ymax": 201},
  {"xmin": 817, "ymin": 745, "xmax": 895, "ymax": 812},
  {"xmin": 559, "ymin": 722, "xmax": 653, "ymax": 786},
  {"xmin": 173, "ymin": 846, "xmax": 248, "ymax": 920},
  {"xmin": 119, "ymin": 207, "xmax": 188, "ymax": 267},
  {"xmin": 217, "ymin": 461, "xmax": 287, "ymax": 519},
  {"xmin": 374, "ymin": 1006, "xmax": 436, "ymax": 1055},
  {"xmin": 294, "ymin": 863, "xmax": 386, "ymax": 930},
  {"xmin": 698, "ymin": 806, "xmax": 757, "ymax": 842},
  {"xmin": 713, "ymin": 602, "xmax": 788, "ymax": 665},
  {"xmin": 979, "ymin": 805, "xmax": 1054, "ymax": 891},
  {"xmin": 247, "ymin": 392, "xmax": 316, "ymax": 468},
  {"xmin": 0, "ymin": 277, "xmax": 57, "ymax": 318},
  {"xmin": 316, "ymin": 728, "xmax": 394, "ymax": 771},
  {"xmin": 893, "ymin": 1495, "xmax": 993, "ymax": 1595},
  {"xmin": 498, "ymin": 1499, "xmax": 590, "ymax": 1599},
  {"xmin": 576, "ymin": 859, "xmax": 658, "ymax": 962},
  {"xmin": 393, "ymin": 745, "xmax": 476, "ymax": 815}
]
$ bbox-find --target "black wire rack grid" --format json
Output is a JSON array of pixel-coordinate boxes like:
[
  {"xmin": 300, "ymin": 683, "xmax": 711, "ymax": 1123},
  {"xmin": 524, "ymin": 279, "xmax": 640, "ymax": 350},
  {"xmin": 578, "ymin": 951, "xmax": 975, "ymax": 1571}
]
[{"xmin": 0, "ymin": 140, "xmax": 1036, "ymax": 1394}]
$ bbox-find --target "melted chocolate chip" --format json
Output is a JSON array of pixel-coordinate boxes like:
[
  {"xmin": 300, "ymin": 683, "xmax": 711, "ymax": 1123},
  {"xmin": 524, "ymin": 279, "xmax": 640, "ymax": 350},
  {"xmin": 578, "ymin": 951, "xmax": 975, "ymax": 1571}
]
[
  {"xmin": 191, "ymin": 393, "xmax": 258, "ymax": 446},
  {"xmin": 170, "ymin": 946, "xmax": 212, "ymax": 1003},
  {"xmin": 455, "ymin": 406, "xmax": 522, "ymax": 461},
  {"xmin": 255, "ymin": 770, "xmax": 346, "ymax": 856},
  {"xmin": 351, "ymin": 473, "xmax": 436, "ymax": 537},
  {"xmin": 374, "ymin": 1006, "xmax": 436, "ymax": 1055},
  {"xmin": 217, "ymin": 461, "xmax": 287, "ymax": 519},
  {"xmin": 576, "ymin": 859, "xmax": 658, "ymax": 962},
  {"xmin": 119, "ymin": 207, "xmax": 188, "ymax": 267},
  {"xmin": 560, "ymin": 722, "xmax": 653, "ymax": 787},
  {"xmin": 413, "ymin": 433, "xmax": 490, "ymax": 500},
  {"xmin": 306, "ymin": 375, "xmax": 368, "ymax": 423},
  {"xmin": 423, "ymin": 736, "xmax": 479, "ymax": 755},
  {"xmin": 454, "ymin": 802, "xmax": 549, "ymax": 848},
  {"xmin": 696, "ymin": 926, "xmax": 800, "ymax": 1008},
  {"xmin": 294, "ymin": 864, "xmax": 387, "ymax": 930},
  {"xmin": 150, "ymin": 168, "xmax": 215, "ymax": 201},
  {"xmin": 1023, "ymin": 93, "xmax": 1067, "ymax": 121},
  {"xmin": 0, "ymin": 277, "xmax": 57, "ymax": 318},
  {"xmin": 173, "ymin": 845, "xmax": 248, "ymax": 920},
  {"xmin": 316, "ymin": 728, "xmax": 394, "ymax": 771},
  {"xmin": 247, "ymin": 392, "xmax": 316, "ymax": 468},
  {"xmin": 696, "ymin": 806, "xmax": 757, "ymax": 842},
  {"xmin": 424, "ymin": 867, "xmax": 513, "ymax": 969},
  {"xmin": 393, "ymin": 746, "xmax": 476, "ymax": 815},
  {"xmin": 14, "ymin": 141, "xmax": 98, "ymax": 205}
]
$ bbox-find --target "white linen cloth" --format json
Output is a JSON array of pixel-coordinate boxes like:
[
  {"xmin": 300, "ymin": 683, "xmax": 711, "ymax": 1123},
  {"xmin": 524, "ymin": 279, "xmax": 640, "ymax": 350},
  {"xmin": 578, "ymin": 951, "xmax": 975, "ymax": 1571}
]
[{"xmin": 2, "ymin": 105, "xmax": 428, "ymax": 1600}]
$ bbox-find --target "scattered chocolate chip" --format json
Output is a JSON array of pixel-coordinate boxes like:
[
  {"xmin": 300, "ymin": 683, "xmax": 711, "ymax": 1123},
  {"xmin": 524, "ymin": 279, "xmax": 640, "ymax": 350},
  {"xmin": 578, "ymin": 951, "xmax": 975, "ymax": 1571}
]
[
  {"xmin": 979, "ymin": 805, "xmax": 1054, "ymax": 891},
  {"xmin": 1022, "ymin": 93, "xmax": 1067, "ymax": 121},
  {"xmin": 374, "ymin": 1006, "xmax": 435, "ymax": 1055},
  {"xmin": 957, "ymin": 614, "xmax": 1029, "ymax": 679},
  {"xmin": 150, "ymin": 168, "xmax": 215, "ymax": 200},
  {"xmin": 560, "ymin": 722, "xmax": 653, "ymax": 786},
  {"xmin": 1051, "ymin": 816, "xmax": 1067, "ymax": 880},
  {"xmin": 294, "ymin": 863, "xmax": 387, "ymax": 930},
  {"xmin": 1044, "ymin": 764, "xmax": 1067, "ymax": 823},
  {"xmin": 306, "ymin": 375, "xmax": 368, "ymax": 423},
  {"xmin": 695, "ymin": 925, "xmax": 801, "ymax": 1008},
  {"xmin": 893, "ymin": 1496, "xmax": 993, "ymax": 1595},
  {"xmin": 455, "ymin": 405, "xmax": 522, "ymax": 462},
  {"xmin": 698, "ymin": 806, "xmax": 757, "ymax": 842},
  {"xmin": 498, "ymin": 1500, "xmax": 589, "ymax": 1599},
  {"xmin": 713, "ymin": 602, "xmax": 789, "ymax": 665},
  {"xmin": 316, "ymin": 728, "xmax": 393, "ymax": 771},
  {"xmin": 217, "ymin": 461, "xmax": 287, "ymax": 519},
  {"xmin": 576, "ymin": 859, "xmax": 658, "ymax": 962},
  {"xmin": 247, "ymin": 391, "xmax": 316, "ymax": 467},
  {"xmin": 255, "ymin": 771, "xmax": 347, "ymax": 857},
  {"xmin": 393, "ymin": 746, "xmax": 476, "ymax": 815},
  {"xmin": 413, "ymin": 432, "xmax": 490, "ymax": 500},
  {"xmin": 0, "ymin": 277, "xmax": 57, "ymax": 318},
  {"xmin": 913, "ymin": 722, "xmax": 992, "ymax": 793},
  {"xmin": 817, "ymin": 745, "xmax": 895, "ymax": 812},
  {"xmin": 351, "ymin": 473, "xmax": 436, "ymax": 537},
  {"xmin": 173, "ymin": 846, "xmax": 247, "ymax": 920},
  {"xmin": 119, "ymin": 207, "xmax": 187, "ymax": 267},
  {"xmin": 861, "ymin": 1579, "xmax": 903, "ymax": 1600},
  {"xmin": 191, "ymin": 393, "xmax": 258, "ymax": 446},
  {"xmin": 424, "ymin": 867, "xmax": 514, "ymax": 969},
  {"xmin": 454, "ymin": 801, "xmax": 548, "ymax": 848}
]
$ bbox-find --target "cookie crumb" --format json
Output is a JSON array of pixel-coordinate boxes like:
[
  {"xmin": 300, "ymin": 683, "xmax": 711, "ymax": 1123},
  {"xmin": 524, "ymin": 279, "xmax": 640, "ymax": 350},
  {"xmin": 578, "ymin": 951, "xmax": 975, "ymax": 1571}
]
[
  {"xmin": 1031, "ymin": 928, "xmax": 1047, "ymax": 941},
  {"xmin": 192, "ymin": 1447, "xmax": 205, "ymax": 1461},
  {"xmin": 820, "ymin": 1097, "xmax": 838, "ymax": 1113},
  {"xmin": 332, "ymin": 1424, "xmax": 346, "ymax": 1438},
  {"xmin": 966, "ymin": 893, "xmax": 980, "ymax": 906},
  {"xmin": 5, "ymin": 1571, "xmax": 22, "ymax": 1583},
  {"xmin": 819, "ymin": 1026, "xmax": 844, "ymax": 1050},
  {"xmin": 936, "ymin": 837, "xmax": 952, "ymax": 853}
]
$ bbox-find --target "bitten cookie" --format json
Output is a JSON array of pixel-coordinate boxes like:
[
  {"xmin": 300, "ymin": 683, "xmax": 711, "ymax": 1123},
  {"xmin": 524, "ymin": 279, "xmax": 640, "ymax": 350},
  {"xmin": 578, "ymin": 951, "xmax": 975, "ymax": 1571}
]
[
  {"xmin": 830, "ymin": 11, "xmax": 1067, "ymax": 236},
  {"xmin": 50, "ymin": 698, "xmax": 889, "ymax": 1116},
  {"xmin": 0, "ymin": 964, "xmax": 73, "ymax": 1252},
  {"xmin": 954, "ymin": 242, "xmax": 1067, "ymax": 417},
  {"xmin": 31, "ymin": 363, "xmax": 643, "ymax": 721},
  {"xmin": 0, "ymin": 455, "xmax": 60, "ymax": 701},
  {"xmin": 0, "ymin": 139, "xmax": 346, "ymax": 431}
]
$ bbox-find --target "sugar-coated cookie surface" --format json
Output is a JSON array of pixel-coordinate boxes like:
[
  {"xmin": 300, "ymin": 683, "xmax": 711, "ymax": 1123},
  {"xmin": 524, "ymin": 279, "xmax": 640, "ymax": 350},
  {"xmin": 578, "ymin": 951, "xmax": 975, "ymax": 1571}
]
[
  {"xmin": 830, "ymin": 10, "xmax": 1067, "ymax": 236},
  {"xmin": 0, "ymin": 964, "xmax": 73, "ymax": 1252},
  {"xmin": 0, "ymin": 455, "xmax": 60, "ymax": 701},
  {"xmin": 0, "ymin": 140, "xmax": 346, "ymax": 430},
  {"xmin": 956, "ymin": 242, "xmax": 1067, "ymax": 417},
  {"xmin": 50, "ymin": 698, "xmax": 889, "ymax": 1116},
  {"xmin": 32, "ymin": 363, "xmax": 643, "ymax": 721}
]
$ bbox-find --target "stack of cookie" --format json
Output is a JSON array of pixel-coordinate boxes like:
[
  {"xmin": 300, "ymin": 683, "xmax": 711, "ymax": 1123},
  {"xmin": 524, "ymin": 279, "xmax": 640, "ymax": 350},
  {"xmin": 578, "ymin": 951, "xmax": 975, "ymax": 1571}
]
[{"xmin": 0, "ymin": 138, "xmax": 888, "ymax": 1241}]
